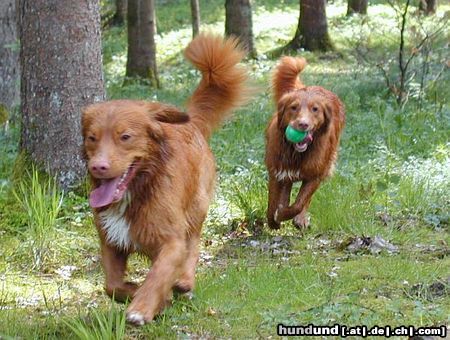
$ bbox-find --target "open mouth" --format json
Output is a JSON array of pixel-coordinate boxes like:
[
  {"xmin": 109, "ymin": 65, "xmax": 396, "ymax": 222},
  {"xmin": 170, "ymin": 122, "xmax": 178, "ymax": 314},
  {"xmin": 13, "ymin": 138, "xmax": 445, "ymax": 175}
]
[
  {"xmin": 89, "ymin": 160, "xmax": 140, "ymax": 208},
  {"xmin": 293, "ymin": 132, "xmax": 313, "ymax": 153}
]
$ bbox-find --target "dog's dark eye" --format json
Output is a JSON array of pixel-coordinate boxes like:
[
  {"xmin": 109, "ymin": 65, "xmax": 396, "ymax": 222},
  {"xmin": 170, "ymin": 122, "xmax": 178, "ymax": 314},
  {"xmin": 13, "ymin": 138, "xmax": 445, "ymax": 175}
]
[
  {"xmin": 312, "ymin": 106, "xmax": 319, "ymax": 112},
  {"xmin": 87, "ymin": 136, "xmax": 96, "ymax": 142},
  {"xmin": 121, "ymin": 134, "xmax": 131, "ymax": 141},
  {"xmin": 291, "ymin": 105, "xmax": 298, "ymax": 111}
]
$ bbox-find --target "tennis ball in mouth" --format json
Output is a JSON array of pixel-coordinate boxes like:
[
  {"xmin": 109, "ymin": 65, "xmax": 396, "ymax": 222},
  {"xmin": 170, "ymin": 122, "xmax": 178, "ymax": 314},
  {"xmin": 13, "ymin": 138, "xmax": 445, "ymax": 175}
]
[{"xmin": 285, "ymin": 125, "xmax": 307, "ymax": 143}]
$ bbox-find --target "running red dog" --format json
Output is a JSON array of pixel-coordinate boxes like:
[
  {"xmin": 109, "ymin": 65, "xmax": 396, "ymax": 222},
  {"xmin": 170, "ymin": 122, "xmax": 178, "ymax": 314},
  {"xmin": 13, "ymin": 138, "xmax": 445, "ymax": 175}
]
[
  {"xmin": 82, "ymin": 34, "xmax": 249, "ymax": 325},
  {"xmin": 265, "ymin": 56, "xmax": 345, "ymax": 230}
]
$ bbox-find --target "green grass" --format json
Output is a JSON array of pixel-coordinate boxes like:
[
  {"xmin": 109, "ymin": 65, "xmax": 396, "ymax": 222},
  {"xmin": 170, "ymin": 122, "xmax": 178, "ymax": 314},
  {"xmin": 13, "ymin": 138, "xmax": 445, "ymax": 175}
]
[
  {"xmin": 63, "ymin": 301, "xmax": 126, "ymax": 340},
  {"xmin": 13, "ymin": 167, "xmax": 63, "ymax": 236},
  {"xmin": 0, "ymin": 0, "xmax": 449, "ymax": 338}
]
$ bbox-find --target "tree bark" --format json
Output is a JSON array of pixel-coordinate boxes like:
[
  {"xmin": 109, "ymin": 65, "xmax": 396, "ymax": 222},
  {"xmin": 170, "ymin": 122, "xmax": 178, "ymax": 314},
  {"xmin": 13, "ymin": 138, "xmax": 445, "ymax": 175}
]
[
  {"xmin": 225, "ymin": 0, "xmax": 256, "ymax": 58},
  {"xmin": 112, "ymin": 0, "xmax": 128, "ymax": 26},
  {"xmin": 18, "ymin": 0, "xmax": 105, "ymax": 190},
  {"xmin": 0, "ymin": 0, "xmax": 20, "ymax": 113},
  {"xmin": 287, "ymin": 0, "xmax": 333, "ymax": 52},
  {"xmin": 126, "ymin": 0, "xmax": 159, "ymax": 87},
  {"xmin": 419, "ymin": 0, "xmax": 437, "ymax": 15},
  {"xmin": 190, "ymin": 0, "xmax": 201, "ymax": 38},
  {"xmin": 347, "ymin": 0, "xmax": 368, "ymax": 15}
]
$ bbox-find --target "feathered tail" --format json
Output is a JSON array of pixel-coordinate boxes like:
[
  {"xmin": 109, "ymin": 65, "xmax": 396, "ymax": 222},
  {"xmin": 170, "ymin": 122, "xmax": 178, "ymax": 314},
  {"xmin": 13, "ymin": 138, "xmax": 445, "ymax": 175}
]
[
  {"xmin": 272, "ymin": 56, "xmax": 307, "ymax": 104},
  {"xmin": 184, "ymin": 33, "xmax": 250, "ymax": 139}
]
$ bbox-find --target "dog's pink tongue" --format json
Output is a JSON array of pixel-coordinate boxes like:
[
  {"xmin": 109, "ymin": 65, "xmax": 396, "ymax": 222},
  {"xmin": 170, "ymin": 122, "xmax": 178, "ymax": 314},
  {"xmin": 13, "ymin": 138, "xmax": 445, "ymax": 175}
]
[{"xmin": 89, "ymin": 177, "xmax": 122, "ymax": 208}]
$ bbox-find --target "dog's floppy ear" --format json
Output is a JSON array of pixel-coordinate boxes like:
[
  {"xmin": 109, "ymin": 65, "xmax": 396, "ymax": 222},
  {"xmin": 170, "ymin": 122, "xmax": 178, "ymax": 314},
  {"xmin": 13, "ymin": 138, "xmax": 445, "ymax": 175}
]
[
  {"xmin": 320, "ymin": 100, "xmax": 336, "ymax": 134},
  {"xmin": 324, "ymin": 102, "xmax": 333, "ymax": 123},
  {"xmin": 277, "ymin": 94, "xmax": 291, "ymax": 129},
  {"xmin": 324, "ymin": 98, "xmax": 340, "ymax": 126},
  {"xmin": 80, "ymin": 106, "xmax": 92, "ymax": 139},
  {"xmin": 154, "ymin": 108, "xmax": 190, "ymax": 124},
  {"xmin": 80, "ymin": 106, "xmax": 93, "ymax": 161},
  {"xmin": 146, "ymin": 103, "xmax": 190, "ymax": 124},
  {"xmin": 146, "ymin": 119, "xmax": 165, "ymax": 142}
]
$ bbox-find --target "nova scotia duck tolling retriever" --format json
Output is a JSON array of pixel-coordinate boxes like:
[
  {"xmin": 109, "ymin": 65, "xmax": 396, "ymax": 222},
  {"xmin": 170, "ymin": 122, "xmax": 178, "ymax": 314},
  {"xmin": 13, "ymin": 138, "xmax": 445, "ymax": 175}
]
[
  {"xmin": 265, "ymin": 56, "xmax": 345, "ymax": 230},
  {"xmin": 81, "ymin": 34, "xmax": 249, "ymax": 325}
]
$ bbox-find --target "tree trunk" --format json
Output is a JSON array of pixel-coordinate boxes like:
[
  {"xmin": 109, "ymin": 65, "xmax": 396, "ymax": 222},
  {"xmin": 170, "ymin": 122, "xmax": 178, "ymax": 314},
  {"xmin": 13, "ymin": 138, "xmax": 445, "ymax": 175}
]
[
  {"xmin": 18, "ymin": 0, "xmax": 105, "ymax": 190},
  {"xmin": 419, "ymin": 0, "xmax": 437, "ymax": 15},
  {"xmin": 287, "ymin": 0, "xmax": 333, "ymax": 52},
  {"xmin": 190, "ymin": 0, "xmax": 201, "ymax": 38},
  {"xmin": 112, "ymin": 0, "xmax": 128, "ymax": 26},
  {"xmin": 225, "ymin": 0, "xmax": 256, "ymax": 58},
  {"xmin": 0, "ymin": 0, "xmax": 20, "ymax": 114},
  {"xmin": 347, "ymin": 0, "xmax": 368, "ymax": 15},
  {"xmin": 126, "ymin": 0, "xmax": 159, "ymax": 87}
]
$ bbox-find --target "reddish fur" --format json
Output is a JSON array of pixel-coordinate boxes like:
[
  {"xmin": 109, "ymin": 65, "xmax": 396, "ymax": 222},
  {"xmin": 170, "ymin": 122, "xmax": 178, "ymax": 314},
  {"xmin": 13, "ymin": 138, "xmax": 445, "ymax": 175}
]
[
  {"xmin": 272, "ymin": 56, "xmax": 306, "ymax": 104},
  {"xmin": 185, "ymin": 33, "xmax": 249, "ymax": 139},
  {"xmin": 81, "ymin": 34, "xmax": 249, "ymax": 325},
  {"xmin": 265, "ymin": 56, "xmax": 345, "ymax": 230}
]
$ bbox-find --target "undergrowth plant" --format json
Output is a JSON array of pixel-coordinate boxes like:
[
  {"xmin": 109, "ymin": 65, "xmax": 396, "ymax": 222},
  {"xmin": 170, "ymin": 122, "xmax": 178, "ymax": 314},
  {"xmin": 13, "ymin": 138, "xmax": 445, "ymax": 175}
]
[
  {"xmin": 349, "ymin": 0, "xmax": 449, "ymax": 108},
  {"xmin": 12, "ymin": 166, "xmax": 64, "ymax": 269},
  {"xmin": 63, "ymin": 302, "xmax": 126, "ymax": 340},
  {"xmin": 222, "ymin": 162, "xmax": 267, "ymax": 230}
]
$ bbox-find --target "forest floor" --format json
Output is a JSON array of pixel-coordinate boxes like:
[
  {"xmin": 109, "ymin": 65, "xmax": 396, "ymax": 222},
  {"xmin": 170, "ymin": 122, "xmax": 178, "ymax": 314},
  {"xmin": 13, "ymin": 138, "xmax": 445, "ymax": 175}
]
[{"xmin": 1, "ymin": 0, "xmax": 449, "ymax": 339}]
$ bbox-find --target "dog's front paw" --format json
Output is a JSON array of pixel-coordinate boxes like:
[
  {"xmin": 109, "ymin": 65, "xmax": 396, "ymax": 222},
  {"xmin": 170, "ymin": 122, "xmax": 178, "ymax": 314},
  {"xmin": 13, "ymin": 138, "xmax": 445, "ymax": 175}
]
[
  {"xmin": 274, "ymin": 208, "xmax": 280, "ymax": 223},
  {"xmin": 126, "ymin": 292, "xmax": 171, "ymax": 326},
  {"xmin": 293, "ymin": 212, "xmax": 310, "ymax": 230},
  {"xmin": 126, "ymin": 298, "xmax": 156, "ymax": 326},
  {"xmin": 268, "ymin": 219, "xmax": 280, "ymax": 229},
  {"xmin": 126, "ymin": 311, "xmax": 147, "ymax": 326},
  {"xmin": 267, "ymin": 210, "xmax": 281, "ymax": 229}
]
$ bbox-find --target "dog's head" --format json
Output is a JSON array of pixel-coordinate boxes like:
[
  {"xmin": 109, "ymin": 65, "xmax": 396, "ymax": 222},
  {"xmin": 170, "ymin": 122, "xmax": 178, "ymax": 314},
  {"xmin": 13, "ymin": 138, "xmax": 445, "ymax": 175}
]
[
  {"xmin": 81, "ymin": 100, "xmax": 189, "ymax": 208},
  {"xmin": 277, "ymin": 86, "xmax": 334, "ymax": 153}
]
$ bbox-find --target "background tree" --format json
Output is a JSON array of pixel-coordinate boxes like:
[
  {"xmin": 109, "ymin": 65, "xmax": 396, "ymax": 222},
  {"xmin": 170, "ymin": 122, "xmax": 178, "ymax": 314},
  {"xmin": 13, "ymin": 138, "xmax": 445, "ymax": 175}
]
[
  {"xmin": 112, "ymin": 0, "xmax": 128, "ymax": 26},
  {"xmin": 347, "ymin": 0, "xmax": 368, "ymax": 15},
  {"xmin": 225, "ymin": 0, "xmax": 256, "ymax": 57},
  {"xmin": 190, "ymin": 0, "xmax": 200, "ymax": 38},
  {"xmin": 286, "ymin": 0, "xmax": 333, "ymax": 52},
  {"xmin": 126, "ymin": 0, "xmax": 159, "ymax": 87},
  {"xmin": 18, "ymin": 0, "xmax": 105, "ymax": 189},
  {"xmin": 0, "ymin": 0, "xmax": 20, "ymax": 117},
  {"xmin": 419, "ymin": 0, "xmax": 437, "ymax": 15}
]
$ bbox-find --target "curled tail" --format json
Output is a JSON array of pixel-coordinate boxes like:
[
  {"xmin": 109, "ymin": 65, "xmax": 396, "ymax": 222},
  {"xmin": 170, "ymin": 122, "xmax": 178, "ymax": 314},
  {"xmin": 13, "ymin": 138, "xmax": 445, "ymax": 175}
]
[
  {"xmin": 184, "ymin": 33, "xmax": 250, "ymax": 139},
  {"xmin": 272, "ymin": 56, "xmax": 307, "ymax": 104}
]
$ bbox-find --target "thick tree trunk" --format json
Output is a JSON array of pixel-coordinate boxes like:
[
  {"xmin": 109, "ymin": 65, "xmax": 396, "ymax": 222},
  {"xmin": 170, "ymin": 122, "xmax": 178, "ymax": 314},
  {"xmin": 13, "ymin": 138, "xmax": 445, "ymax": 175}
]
[
  {"xmin": 190, "ymin": 0, "xmax": 201, "ymax": 38},
  {"xmin": 225, "ymin": 0, "xmax": 256, "ymax": 58},
  {"xmin": 0, "ymin": 0, "xmax": 20, "ymax": 113},
  {"xmin": 112, "ymin": 0, "xmax": 128, "ymax": 26},
  {"xmin": 347, "ymin": 0, "xmax": 368, "ymax": 15},
  {"xmin": 126, "ymin": 0, "xmax": 159, "ymax": 87},
  {"xmin": 18, "ymin": 0, "xmax": 105, "ymax": 190},
  {"xmin": 287, "ymin": 0, "xmax": 333, "ymax": 52},
  {"xmin": 419, "ymin": 0, "xmax": 437, "ymax": 15}
]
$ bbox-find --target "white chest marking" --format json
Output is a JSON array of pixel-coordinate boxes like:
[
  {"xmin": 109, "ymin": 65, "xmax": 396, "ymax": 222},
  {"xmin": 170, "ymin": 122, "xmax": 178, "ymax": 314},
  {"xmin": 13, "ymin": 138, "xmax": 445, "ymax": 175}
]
[
  {"xmin": 275, "ymin": 169, "xmax": 301, "ymax": 182},
  {"xmin": 98, "ymin": 193, "xmax": 132, "ymax": 250}
]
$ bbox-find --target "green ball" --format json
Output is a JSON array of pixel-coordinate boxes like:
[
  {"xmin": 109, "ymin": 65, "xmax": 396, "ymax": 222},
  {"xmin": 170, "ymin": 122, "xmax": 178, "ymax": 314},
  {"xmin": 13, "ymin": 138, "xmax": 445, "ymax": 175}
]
[{"xmin": 285, "ymin": 125, "xmax": 307, "ymax": 143}]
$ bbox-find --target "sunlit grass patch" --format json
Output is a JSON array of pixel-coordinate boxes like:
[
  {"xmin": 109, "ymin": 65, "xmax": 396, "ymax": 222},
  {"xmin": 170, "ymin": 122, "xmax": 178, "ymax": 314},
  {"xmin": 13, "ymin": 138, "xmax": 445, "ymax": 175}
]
[{"xmin": 309, "ymin": 174, "xmax": 380, "ymax": 235}]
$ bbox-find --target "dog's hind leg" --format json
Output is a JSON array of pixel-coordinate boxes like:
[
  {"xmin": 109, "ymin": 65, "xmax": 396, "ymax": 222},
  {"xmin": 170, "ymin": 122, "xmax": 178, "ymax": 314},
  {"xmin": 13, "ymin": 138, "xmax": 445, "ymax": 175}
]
[{"xmin": 174, "ymin": 233, "xmax": 200, "ymax": 296}]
